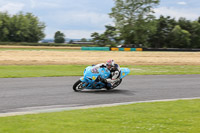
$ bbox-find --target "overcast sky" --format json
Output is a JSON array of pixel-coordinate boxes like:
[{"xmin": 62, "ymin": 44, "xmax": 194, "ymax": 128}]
[{"xmin": 0, "ymin": 0, "xmax": 200, "ymax": 39}]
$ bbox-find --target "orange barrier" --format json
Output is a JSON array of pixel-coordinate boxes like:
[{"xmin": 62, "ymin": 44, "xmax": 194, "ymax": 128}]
[
  {"xmin": 124, "ymin": 48, "xmax": 131, "ymax": 51},
  {"xmin": 136, "ymin": 48, "xmax": 143, "ymax": 51},
  {"xmin": 111, "ymin": 48, "xmax": 119, "ymax": 51}
]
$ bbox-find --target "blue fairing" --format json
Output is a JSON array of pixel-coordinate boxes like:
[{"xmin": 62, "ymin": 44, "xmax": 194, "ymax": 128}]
[
  {"xmin": 120, "ymin": 68, "xmax": 130, "ymax": 78},
  {"xmin": 80, "ymin": 66, "xmax": 130, "ymax": 89}
]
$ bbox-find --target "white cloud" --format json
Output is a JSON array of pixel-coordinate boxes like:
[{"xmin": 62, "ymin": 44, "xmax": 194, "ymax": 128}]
[
  {"xmin": 42, "ymin": 11, "xmax": 113, "ymax": 33},
  {"xmin": 154, "ymin": 7, "xmax": 199, "ymax": 20},
  {"xmin": 177, "ymin": 2, "xmax": 187, "ymax": 5},
  {"xmin": 43, "ymin": 10, "xmax": 113, "ymax": 38},
  {"xmin": 30, "ymin": 0, "xmax": 36, "ymax": 8},
  {"xmin": 54, "ymin": 11, "xmax": 112, "ymax": 27},
  {"xmin": 0, "ymin": 2, "xmax": 25, "ymax": 14},
  {"xmin": 45, "ymin": 28, "xmax": 104, "ymax": 39},
  {"xmin": 63, "ymin": 29, "xmax": 104, "ymax": 39},
  {"xmin": 29, "ymin": 0, "xmax": 61, "ymax": 9}
]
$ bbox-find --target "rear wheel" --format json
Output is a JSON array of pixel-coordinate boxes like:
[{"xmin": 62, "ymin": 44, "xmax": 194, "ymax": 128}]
[{"xmin": 73, "ymin": 80, "xmax": 85, "ymax": 92}]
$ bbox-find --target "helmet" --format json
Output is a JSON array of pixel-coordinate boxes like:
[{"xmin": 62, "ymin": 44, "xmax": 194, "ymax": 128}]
[{"xmin": 106, "ymin": 59, "xmax": 115, "ymax": 69}]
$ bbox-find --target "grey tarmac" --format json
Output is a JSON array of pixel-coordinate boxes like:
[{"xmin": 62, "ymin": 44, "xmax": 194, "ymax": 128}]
[{"xmin": 0, "ymin": 75, "xmax": 200, "ymax": 115}]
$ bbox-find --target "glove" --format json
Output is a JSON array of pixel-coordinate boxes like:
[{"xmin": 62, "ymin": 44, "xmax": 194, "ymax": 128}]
[{"xmin": 115, "ymin": 79, "xmax": 120, "ymax": 82}]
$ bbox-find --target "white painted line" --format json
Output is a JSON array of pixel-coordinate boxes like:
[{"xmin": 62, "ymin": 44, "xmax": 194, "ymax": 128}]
[
  {"xmin": 10, "ymin": 104, "xmax": 81, "ymax": 112},
  {"xmin": 0, "ymin": 97, "xmax": 200, "ymax": 117}
]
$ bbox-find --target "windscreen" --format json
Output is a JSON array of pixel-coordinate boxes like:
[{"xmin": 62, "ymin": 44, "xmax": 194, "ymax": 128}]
[{"xmin": 91, "ymin": 68, "xmax": 99, "ymax": 73}]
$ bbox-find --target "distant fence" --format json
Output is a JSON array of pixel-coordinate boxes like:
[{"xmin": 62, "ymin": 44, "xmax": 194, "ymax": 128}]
[
  {"xmin": 143, "ymin": 48, "xmax": 200, "ymax": 52},
  {"xmin": 81, "ymin": 47, "xmax": 110, "ymax": 51},
  {"xmin": 81, "ymin": 47, "xmax": 143, "ymax": 51},
  {"xmin": 110, "ymin": 47, "xmax": 143, "ymax": 51},
  {"xmin": 81, "ymin": 47, "xmax": 200, "ymax": 52}
]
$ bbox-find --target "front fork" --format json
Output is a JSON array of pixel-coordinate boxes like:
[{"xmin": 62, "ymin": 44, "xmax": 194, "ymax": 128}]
[
  {"xmin": 80, "ymin": 77, "xmax": 84, "ymax": 82},
  {"xmin": 80, "ymin": 77, "xmax": 88, "ymax": 87}
]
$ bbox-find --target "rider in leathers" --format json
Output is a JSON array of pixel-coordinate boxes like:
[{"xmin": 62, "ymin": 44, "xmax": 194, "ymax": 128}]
[{"xmin": 93, "ymin": 59, "xmax": 121, "ymax": 89}]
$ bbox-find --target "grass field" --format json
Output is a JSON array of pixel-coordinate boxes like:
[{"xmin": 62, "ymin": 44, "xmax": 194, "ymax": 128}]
[
  {"xmin": 0, "ymin": 99, "xmax": 199, "ymax": 133},
  {"xmin": 1, "ymin": 49, "xmax": 200, "ymax": 65},
  {"xmin": 1, "ymin": 46, "xmax": 200, "ymax": 133},
  {"xmin": 0, "ymin": 65, "xmax": 200, "ymax": 78}
]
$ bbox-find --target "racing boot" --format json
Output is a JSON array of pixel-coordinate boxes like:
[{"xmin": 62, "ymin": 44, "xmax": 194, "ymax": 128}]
[{"xmin": 105, "ymin": 83, "xmax": 112, "ymax": 90}]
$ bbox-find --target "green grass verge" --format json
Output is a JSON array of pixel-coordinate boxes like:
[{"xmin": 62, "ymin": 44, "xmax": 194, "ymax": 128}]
[
  {"xmin": 0, "ymin": 99, "xmax": 199, "ymax": 133},
  {"xmin": 0, "ymin": 65, "xmax": 86, "ymax": 78},
  {"xmin": 0, "ymin": 65, "xmax": 200, "ymax": 78},
  {"xmin": 128, "ymin": 65, "xmax": 200, "ymax": 75}
]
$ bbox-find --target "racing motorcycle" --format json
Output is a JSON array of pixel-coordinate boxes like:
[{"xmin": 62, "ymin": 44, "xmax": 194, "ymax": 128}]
[{"xmin": 73, "ymin": 65, "xmax": 130, "ymax": 92}]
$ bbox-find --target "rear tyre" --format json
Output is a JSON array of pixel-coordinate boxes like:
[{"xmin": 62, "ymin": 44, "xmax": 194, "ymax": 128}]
[{"xmin": 73, "ymin": 80, "xmax": 85, "ymax": 92}]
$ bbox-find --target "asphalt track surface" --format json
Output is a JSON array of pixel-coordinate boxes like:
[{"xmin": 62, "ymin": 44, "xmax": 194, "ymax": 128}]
[{"xmin": 0, "ymin": 75, "xmax": 200, "ymax": 114}]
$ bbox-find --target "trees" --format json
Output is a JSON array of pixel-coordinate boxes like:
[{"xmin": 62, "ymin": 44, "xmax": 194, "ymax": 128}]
[
  {"xmin": 109, "ymin": 0, "xmax": 160, "ymax": 46},
  {"xmin": 91, "ymin": 32, "xmax": 108, "ymax": 46},
  {"xmin": 54, "ymin": 31, "xmax": 65, "ymax": 43},
  {"xmin": 69, "ymin": 40, "xmax": 74, "ymax": 44},
  {"xmin": 190, "ymin": 21, "xmax": 200, "ymax": 48},
  {"xmin": 25, "ymin": 13, "xmax": 46, "ymax": 42},
  {"xmin": 149, "ymin": 16, "xmax": 177, "ymax": 48},
  {"xmin": 178, "ymin": 17, "xmax": 192, "ymax": 33},
  {"xmin": 168, "ymin": 25, "xmax": 191, "ymax": 48},
  {"xmin": 0, "ymin": 12, "xmax": 45, "ymax": 42},
  {"xmin": 131, "ymin": 14, "xmax": 157, "ymax": 47},
  {"xmin": 90, "ymin": 0, "xmax": 199, "ymax": 49},
  {"xmin": 0, "ymin": 12, "xmax": 10, "ymax": 41},
  {"xmin": 149, "ymin": 16, "xmax": 200, "ymax": 48},
  {"xmin": 91, "ymin": 25, "xmax": 121, "ymax": 47},
  {"xmin": 80, "ymin": 38, "xmax": 87, "ymax": 42}
]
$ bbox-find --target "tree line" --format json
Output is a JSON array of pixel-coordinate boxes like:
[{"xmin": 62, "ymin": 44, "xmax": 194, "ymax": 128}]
[
  {"xmin": 1, "ymin": 0, "xmax": 200, "ymax": 49},
  {"xmin": 91, "ymin": 0, "xmax": 200, "ymax": 48},
  {"xmin": 0, "ymin": 12, "xmax": 45, "ymax": 42}
]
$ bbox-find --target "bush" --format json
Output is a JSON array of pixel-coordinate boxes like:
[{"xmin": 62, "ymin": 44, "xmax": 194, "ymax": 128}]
[{"xmin": 0, "ymin": 42, "xmax": 99, "ymax": 47}]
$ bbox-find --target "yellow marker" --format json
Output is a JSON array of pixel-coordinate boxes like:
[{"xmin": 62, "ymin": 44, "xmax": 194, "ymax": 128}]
[
  {"xmin": 124, "ymin": 48, "xmax": 131, "ymax": 51},
  {"xmin": 111, "ymin": 48, "xmax": 119, "ymax": 51},
  {"xmin": 92, "ymin": 76, "xmax": 96, "ymax": 80},
  {"xmin": 136, "ymin": 48, "xmax": 143, "ymax": 51},
  {"xmin": 122, "ymin": 73, "xmax": 125, "ymax": 76}
]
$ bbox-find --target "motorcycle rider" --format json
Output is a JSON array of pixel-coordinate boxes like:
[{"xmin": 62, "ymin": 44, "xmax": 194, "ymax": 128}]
[{"xmin": 93, "ymin": 59, "xmax": 121, "ymax": 89}]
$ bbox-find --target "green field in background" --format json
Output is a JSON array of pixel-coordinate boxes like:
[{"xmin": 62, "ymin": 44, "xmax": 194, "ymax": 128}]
[
  {"xmin": 0, "ymin": 65, "xmax": 200, "ymax": 78},
  {"xmin": 0, "ymin": 99, "xmax": 199, "ymax": 133}
]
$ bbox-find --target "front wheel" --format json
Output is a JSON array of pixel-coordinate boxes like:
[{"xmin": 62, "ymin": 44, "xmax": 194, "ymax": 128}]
[{"xmin": 73, "ymin": 80, "xmax": 85, "ymax": 92}]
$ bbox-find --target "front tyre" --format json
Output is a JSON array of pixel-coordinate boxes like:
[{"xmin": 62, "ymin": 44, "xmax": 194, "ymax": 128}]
[{"xmin": 73, "ymin": 80, "xmax": 85, "ymax": 92}]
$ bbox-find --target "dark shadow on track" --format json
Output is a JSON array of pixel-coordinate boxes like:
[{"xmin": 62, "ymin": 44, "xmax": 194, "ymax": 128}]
[{"xmin": 78, "ymin": 89, "xmax": 135, "ymax": 96}]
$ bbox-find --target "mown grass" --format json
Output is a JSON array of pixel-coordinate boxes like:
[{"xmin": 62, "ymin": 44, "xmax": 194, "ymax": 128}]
[
  {"xmin": 0, "ymin": 65, "xmax": 200, "ymax": 78},
  {"xmin": 0, "ymin": 99, "xmax": 199, "ymax": 133},
  {"xmin": 128, "ymin": 65, "xmax": 200, "ymax": 75},
  {"xmin": 0, "ymin": 65, "xmax": 85, "ymax": 78}
]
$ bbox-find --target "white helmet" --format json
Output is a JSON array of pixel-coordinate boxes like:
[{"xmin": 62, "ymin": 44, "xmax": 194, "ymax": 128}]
[{"xmin": 106, "ymin": 59, "xmax": 115, "ymax": 67}]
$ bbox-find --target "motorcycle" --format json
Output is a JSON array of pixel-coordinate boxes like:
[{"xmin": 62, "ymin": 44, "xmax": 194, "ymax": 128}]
[{"xmin": 73, "ymin": 65, "xmax": 130, "ymax": 92}]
